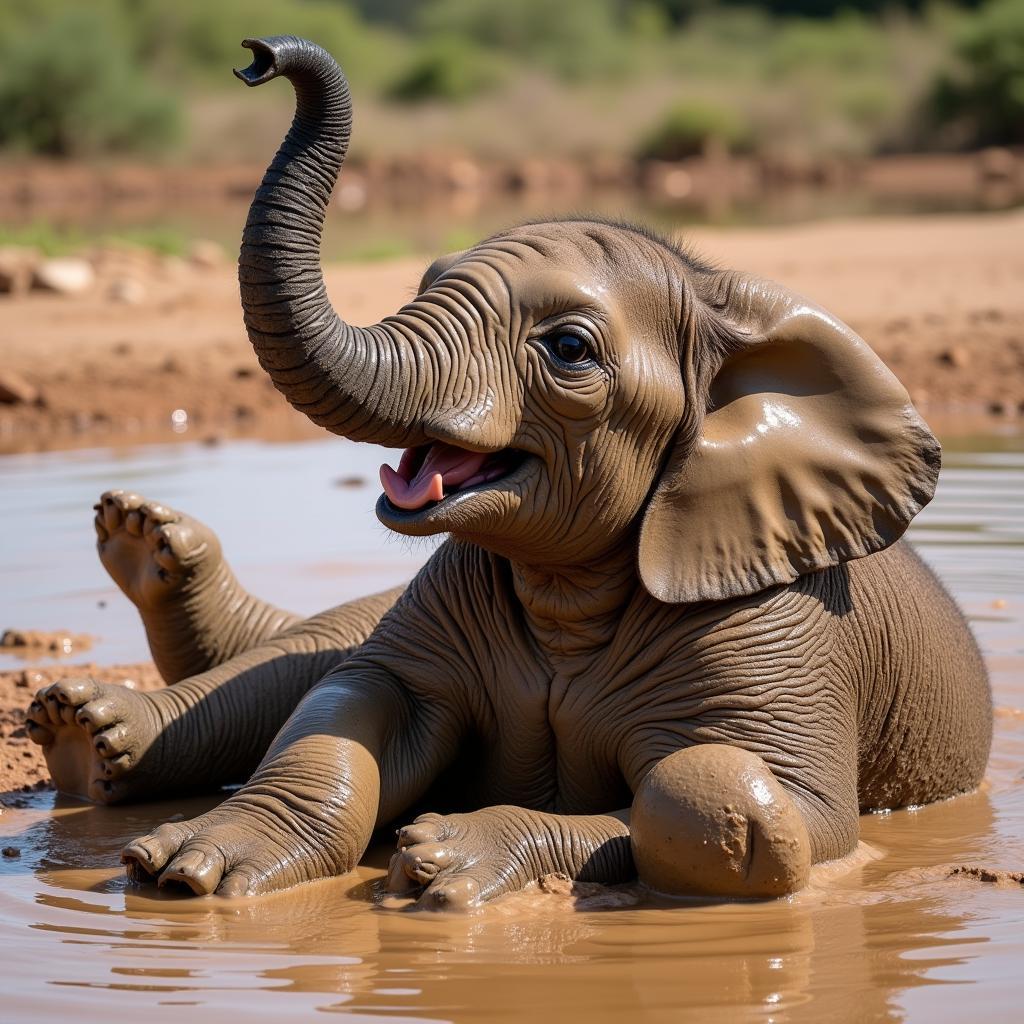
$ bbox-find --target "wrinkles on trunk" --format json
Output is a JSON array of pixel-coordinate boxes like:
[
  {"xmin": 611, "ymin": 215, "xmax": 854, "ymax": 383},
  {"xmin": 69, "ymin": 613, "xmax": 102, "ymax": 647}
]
[{"xmin": 235, "ymin": 35, "xmax": 442, "ymax": 446}]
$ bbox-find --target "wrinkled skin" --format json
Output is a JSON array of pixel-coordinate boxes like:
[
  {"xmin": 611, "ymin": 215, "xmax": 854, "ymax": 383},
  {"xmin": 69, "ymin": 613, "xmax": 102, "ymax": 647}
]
[{"xmin": 28, "ymin": 37, "xmax": 991, "ymax": 908}]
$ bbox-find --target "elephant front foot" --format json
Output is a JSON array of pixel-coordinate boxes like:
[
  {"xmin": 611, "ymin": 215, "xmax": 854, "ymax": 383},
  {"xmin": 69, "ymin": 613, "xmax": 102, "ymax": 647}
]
[
  {"xmin": 386, "ymin": 806, "xmax": 633, "ymax": 911},
  {"xmin": 630, "ymin": 744, "xmax": 812, "ymax": 899},
  {"xmin": 122, "ymin": 788, "xmax": 356, "ymax": 897}
]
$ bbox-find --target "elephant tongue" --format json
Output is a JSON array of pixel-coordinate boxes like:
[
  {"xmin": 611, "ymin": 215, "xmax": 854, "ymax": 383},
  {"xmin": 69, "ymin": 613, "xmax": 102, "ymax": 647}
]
[{"xmin": 380, "ymin": 443, "xmax": 490, "ymax": 510}]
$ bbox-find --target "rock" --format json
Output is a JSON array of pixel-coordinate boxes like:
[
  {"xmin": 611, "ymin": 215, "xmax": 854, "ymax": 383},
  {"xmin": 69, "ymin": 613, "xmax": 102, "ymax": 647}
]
[
  {"xmin": 108, "ymin": 277, "xmax": 146, "ymax": 305},
  {"xmin": 31, "ymin": 258, "xmax": 94, "ymax": 296},
  {"xmin": 0, "ymin": 246, "xmax": 40, "ymax": 295},
  {"xmin": 188, "ymin": 239, "xmax": 224, "ymax": 268},
  {"xmin": 0, "ymin": 371, "xmax": 38, "ymax": 406},
  {"xmin": 977, "ymin": 147, "xmax": 1018, "ymax": 183},
  {"xmin": 937, "ymin": 346, "xmax": 970, "ymax": 369}
]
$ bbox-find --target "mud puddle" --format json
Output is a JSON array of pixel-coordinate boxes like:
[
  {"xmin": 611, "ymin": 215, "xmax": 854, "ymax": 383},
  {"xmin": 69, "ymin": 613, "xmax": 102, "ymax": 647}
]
[{"xmin": 0, "ymin": 433, "xmax": 1023, "ymax": 1020}]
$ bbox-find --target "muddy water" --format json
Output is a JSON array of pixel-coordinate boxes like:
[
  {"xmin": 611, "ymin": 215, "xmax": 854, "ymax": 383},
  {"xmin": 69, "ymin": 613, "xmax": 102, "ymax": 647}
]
[{"xmin": 1, "ymin": 434, "xmax": 1023, "ymax": 1021}]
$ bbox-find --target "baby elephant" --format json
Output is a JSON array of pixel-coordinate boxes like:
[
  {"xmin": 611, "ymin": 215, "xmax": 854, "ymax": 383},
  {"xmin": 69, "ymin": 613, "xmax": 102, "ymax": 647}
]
[{"xmin": 28, "ymin": 37, "xmax": 991, "ymax": 907}]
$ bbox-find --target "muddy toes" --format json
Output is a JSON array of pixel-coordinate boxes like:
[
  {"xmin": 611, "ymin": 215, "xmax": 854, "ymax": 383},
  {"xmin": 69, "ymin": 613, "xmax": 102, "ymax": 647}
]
[
  {"xmin": 95, "ymin": 490, "xmax": 221, "ymax": 609},
  {"xmin": 122, "ymin": 820, "xmax": 196, "ymax": 876},
  {"xmin": 387, "ymin": 842, "xmax": 453, "ymax": 890},
  {"xmin": 27, "ymin": 678, "xmax": 161, "ymax": 804},
  {"xmin": 421, "ymin": 873, "xmax": 483, "ymax": 911},
  {"xmin": 159, "ymin": 846, "xmax": 228, "ymax": 896},
  {"xmin": 396, "ymin": 815, "xmax": 446, "ymax": 847},
  {"xmin": 122, "ymin": 808, "xmax": 309, "ymax": 898},
  {"xmin": 42, "ymin": 678, "xmax": 104, "ymax": 718},
  {"xmin": 387, "ymin": 811, "xmax": 518, "ymax": 911}
]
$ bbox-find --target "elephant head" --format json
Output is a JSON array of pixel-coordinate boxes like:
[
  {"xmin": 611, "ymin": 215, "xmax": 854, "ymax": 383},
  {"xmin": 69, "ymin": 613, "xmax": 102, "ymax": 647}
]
[{"xmin": 236, "ymin": 36, "xmax": 940, "ymax": 598}]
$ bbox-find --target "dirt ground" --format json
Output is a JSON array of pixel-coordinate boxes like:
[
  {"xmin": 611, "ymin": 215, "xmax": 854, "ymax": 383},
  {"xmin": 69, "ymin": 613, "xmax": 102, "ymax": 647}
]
[
  {"xmin": 2, "ymin": 208, "xmax": 1023, "ymax": 796},
  {"xmin": 1, "ymin": 210, "xmax": 1023, "ymax": 454}
]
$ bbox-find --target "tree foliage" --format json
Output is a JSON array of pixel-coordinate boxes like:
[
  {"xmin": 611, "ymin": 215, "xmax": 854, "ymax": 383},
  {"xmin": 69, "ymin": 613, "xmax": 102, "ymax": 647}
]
[{"xmin": 929, "ymin": 0, "xmax": 1024, "ymax": 146}]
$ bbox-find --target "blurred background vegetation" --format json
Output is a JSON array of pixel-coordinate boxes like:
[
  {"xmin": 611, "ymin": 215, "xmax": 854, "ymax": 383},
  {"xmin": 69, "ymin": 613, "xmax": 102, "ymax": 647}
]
[{"xmin": 0, "ymin": 0, "xmax": 1020, "ymax": 163}]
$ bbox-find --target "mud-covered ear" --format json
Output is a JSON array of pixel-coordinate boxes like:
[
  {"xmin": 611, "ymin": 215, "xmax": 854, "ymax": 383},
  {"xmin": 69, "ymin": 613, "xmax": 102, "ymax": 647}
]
[
  {"xmin": 638, "ymin": 273, "xmax": 940, "ymax": 604},
  {"xmin": 417, "ymin": 249, "xmax": 468, "ymax": 293}
]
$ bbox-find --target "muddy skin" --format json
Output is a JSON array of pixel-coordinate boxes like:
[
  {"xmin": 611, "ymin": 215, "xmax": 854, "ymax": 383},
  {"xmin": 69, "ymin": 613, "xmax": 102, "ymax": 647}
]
[
  {"xmin": 26, "ymin": 494, "xmax": 401, "ymax": 804},
  {"xmin": 94, "ymin": 490, "xmax": 300, "ymax": 683},
  {"xmin": 28, "ymin": 35, "xmax": 992, "ymax": 907}
]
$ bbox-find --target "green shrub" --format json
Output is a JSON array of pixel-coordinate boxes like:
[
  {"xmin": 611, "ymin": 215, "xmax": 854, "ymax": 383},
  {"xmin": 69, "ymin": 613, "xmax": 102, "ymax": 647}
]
[
  {"xmin": 132, "ymin": 0, "xmax": 403, "ymax": 92},
  {"xmin": 417, "ymin": 0, "xmax": 630, "ymax": 80},
  {"xmin": 0, "ymin": 8, "xmax": 180, "ymax": 157},
  {"xmin": 928, "ymin": 0, "xmax": 1024, "ymax": 146},
  {"xmin": 636, "ymin": 101, "xmax": 752, "ymax": 160},
  {"xmin": 388, "ymin": 36, "xmax": 503, "ymax": 102}
]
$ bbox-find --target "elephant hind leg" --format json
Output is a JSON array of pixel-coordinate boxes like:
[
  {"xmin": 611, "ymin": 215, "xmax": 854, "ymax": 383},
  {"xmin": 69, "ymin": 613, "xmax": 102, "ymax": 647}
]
[{"xmin": 95, "ymin": 490, "xmax": 300, "ymax": 682}]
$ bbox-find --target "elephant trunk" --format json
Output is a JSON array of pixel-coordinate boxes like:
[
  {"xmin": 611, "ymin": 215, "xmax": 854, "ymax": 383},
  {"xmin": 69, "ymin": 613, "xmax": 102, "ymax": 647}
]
[{"xmin": 235, "ymin": 36, "xmax": 434, "ymax": 447}]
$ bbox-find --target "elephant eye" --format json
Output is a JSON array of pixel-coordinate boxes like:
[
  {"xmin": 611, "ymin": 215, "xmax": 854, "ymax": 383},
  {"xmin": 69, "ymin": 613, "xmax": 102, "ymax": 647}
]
[{"xmin": 544, "ymin": 331, "xmax": 594, "ymax": 367}]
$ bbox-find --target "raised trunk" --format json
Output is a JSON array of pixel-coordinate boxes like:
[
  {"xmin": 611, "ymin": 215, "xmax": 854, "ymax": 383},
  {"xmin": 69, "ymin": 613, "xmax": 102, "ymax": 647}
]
[{"xmin": 235, "ymin": 36, "xmax": 433, "ymax": 446}]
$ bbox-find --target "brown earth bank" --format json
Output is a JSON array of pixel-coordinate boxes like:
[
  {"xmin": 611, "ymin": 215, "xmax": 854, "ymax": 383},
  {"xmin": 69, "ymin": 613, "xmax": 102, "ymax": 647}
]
[
  {"xmin": 1, "ymin": 151, "xmax": 1021, "ymax": 215},
  {"xmin": 1, "ymin": 209, "xmax": 1023, "ymax": 454}
]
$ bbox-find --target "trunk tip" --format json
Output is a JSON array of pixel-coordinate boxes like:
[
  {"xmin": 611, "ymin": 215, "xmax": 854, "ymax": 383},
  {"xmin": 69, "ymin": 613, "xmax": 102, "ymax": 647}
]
[{"xmin": 234, "ymin": 37, "xmax": 286, "ymax": 88}]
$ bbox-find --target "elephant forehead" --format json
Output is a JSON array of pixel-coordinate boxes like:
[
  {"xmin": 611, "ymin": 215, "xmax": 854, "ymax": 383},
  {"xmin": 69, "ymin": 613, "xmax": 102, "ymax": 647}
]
[{"xmin": 447, "ymin": 244, "xmax": 613, "ymax": 314}]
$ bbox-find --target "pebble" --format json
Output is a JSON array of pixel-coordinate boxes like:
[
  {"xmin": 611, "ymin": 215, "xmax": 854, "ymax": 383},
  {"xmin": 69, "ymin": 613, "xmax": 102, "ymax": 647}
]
[
  {"xmin": 0, "ymin": 371, "xmax": 38, "ymax": 406},
  {"xmin": 31, "ymin": 258, "xmax": 95, "ymax": 296},
  {"xmin": 108, "ymin": 277, "xmax": 146, "ymax": 305},
  {"xmin": 937, "ymin": 346, "xmax": 970, "ymax": 369}
]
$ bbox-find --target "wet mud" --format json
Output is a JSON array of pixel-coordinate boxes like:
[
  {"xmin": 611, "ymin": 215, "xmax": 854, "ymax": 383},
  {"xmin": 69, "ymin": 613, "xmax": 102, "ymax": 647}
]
[
  {"xmin": 0, "ymin": 629, "xmax": 95, "ymax": 658},
  {"xmin": 0, "ymin": 434, "xmax": 1022, "ymax": 1019},
  {"xmin": 1, "ymin": 708, "xmax": 1021, "ymax": 1024}
]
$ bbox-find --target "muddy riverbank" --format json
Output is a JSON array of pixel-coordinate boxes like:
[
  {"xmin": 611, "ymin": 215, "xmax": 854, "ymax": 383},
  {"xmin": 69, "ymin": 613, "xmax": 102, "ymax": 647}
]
[{"xmin": 1, "ymin": 210, "xmax": 1023, "ymax": 454}]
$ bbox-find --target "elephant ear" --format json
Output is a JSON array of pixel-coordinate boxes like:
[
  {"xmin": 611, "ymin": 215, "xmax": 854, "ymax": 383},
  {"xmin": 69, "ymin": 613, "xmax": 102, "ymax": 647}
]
[
  {"xmin": 638, "ymin": 272, "xmax": 940, "ymax": 604},
  {"xmin": 417, "ymin": 249, "xmax": 468, "ymax": 293}
]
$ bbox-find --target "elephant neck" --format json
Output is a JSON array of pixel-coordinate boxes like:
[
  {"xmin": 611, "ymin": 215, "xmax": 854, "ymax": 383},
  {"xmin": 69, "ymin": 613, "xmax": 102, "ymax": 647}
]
[{"xmin": 510, "ymin": 544, "xmax": 639, "ymax": 659}]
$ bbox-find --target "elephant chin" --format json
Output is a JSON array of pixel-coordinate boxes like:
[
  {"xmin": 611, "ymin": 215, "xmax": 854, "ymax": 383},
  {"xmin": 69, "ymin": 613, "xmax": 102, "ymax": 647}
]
[{"xmin": 375, "ymin": 443, "xmax": 537, "ymax": 536}]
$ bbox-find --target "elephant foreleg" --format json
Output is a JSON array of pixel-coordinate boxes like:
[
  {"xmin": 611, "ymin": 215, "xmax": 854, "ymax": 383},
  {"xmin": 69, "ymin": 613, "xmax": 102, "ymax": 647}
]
[
  {"xmin": 386, "ymin": 806, "xmax": 634, "ymax": 910},
  {"xmin": 120, "ymin": 670, "xmax": 457, "ymax": 896}
]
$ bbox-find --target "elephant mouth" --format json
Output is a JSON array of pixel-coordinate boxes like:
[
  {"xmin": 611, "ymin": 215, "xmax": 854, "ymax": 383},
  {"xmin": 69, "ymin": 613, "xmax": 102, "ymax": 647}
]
[{"xmin": 379, "ymin": 442, "xmax": 530, "ymax": 514}]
